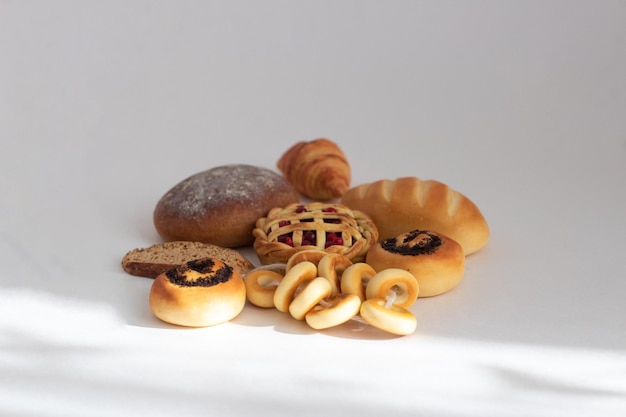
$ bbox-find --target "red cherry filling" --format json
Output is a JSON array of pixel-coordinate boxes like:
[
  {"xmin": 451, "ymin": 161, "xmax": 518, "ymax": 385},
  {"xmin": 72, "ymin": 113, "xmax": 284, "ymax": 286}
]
[
  {"xmin": 322, "ymin": 207, "xmax": 340, "ymax": 224},
  {"xmin": 278, "ymin": 231, "xmax": 344, "ymax": 248},
  {"xmin": 277, "ymin": 235, "xmax": 293, "ymax": 246},
  {"xmin": 276, "ymin": 205, "xmax": 345, "ymax": 247},
  {"xmin": 325, "ymin": 232, "xmax": 344, "ymax": 248},
  {"xmin": 302, "ymin": 230, "xmax": 316, "ymax": 246}
]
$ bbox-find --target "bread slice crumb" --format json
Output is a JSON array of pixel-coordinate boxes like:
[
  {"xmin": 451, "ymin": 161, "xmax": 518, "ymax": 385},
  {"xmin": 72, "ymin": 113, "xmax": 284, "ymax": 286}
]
[{"xmin": 122, "ymin": 241, "xmax": 255, "ymax": 278}]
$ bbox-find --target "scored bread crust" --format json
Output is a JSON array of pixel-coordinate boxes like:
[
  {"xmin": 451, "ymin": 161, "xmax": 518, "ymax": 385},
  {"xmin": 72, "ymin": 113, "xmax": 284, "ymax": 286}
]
[
  {"xmin": 122, "ymin": 241, "xmax": 255, "ymax": 278},
  {"xmin": 340, "ymin": 177, "xmax": 489, "ymax": 255}
]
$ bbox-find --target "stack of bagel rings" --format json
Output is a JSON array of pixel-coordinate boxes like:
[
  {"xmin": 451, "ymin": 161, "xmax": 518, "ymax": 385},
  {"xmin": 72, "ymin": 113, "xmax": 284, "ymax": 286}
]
[{"xmin": 244, "ymin": 250, "xmax": 419, "ymax": 336}]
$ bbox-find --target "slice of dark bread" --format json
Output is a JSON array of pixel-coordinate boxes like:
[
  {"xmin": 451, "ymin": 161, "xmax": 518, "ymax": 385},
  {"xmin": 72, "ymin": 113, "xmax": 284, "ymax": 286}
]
[{"xmin": 122, "ymin": 241, "xmax": 255, "ymax": 278}]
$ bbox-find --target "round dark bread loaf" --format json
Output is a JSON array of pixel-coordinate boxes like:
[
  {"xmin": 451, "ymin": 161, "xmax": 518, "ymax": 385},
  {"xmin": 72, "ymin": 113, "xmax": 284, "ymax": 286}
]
[{"xmin": 154, "ymin": 164, "xmax": 300, "ymax": 248}]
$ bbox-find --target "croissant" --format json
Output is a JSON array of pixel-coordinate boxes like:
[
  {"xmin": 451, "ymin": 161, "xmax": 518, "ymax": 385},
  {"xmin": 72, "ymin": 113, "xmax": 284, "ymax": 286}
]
[{"xmin": 277, "ymin": 138, "xmax": 351, "ymax": 201}]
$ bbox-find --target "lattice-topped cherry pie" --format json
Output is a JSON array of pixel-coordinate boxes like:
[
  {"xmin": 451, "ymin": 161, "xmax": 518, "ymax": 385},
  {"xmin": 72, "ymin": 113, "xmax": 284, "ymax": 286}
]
[{"xmin": 253, "ymin": 202, "xmax": 378, "ymax": 265}]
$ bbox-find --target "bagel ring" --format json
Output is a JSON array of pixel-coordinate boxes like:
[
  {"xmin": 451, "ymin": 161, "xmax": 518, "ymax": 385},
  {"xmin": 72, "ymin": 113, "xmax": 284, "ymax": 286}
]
[
  {"xmin": 317, "ymin": 253, "xmax": 353, "ymax": 295},
  {"xmin": 288, "ymin": 277, "xmax": 332, "ymax": 320},
  {"xmin": 244, "ymin": 269, "xmax": 283, "ymax": 308},
  {"xmin": 273, "ymin": 261, "xmax": 318, "ymax": 312},
  {"xmin": 365, "ymin": 268, "xmax": 419, "ymax": 309},
  {"xmin": 360, "ymin": 298, "xmax": 417, "ymax": 336},
  {"xmin": 340, "ymin": 262, "xmax": 377, "ymax": 301},
  {"xmin": 285, "ymin": 249, "xmax": 328, "ymax": 272},
  {"xmin": 305, "ymin": 293, "xmax": 362, "ymax": 330}
]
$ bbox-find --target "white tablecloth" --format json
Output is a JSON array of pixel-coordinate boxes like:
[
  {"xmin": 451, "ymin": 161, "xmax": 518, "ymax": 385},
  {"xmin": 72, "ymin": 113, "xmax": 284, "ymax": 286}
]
[{"xmin": 1, "ymin": 1, "xmax": 625, "ymax": 416}]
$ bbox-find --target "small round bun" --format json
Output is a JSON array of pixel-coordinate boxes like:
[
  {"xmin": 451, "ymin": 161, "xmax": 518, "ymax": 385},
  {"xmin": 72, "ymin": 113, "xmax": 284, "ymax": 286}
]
[
  {"xmin": 149, "ymin": 257, "xmax": 246, "ymax": 327},
  {"xmin": 154, "ymin": 164, "xmax": 300, "ymax": 248},
  {"xmin": 365, "ymin": 230, "xmax": 465, "ymax": 297}
]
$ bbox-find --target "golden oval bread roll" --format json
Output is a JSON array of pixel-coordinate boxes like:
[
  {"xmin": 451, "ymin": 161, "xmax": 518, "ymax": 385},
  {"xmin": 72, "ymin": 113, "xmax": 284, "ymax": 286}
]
[{"xmin": 341, "ymin": 177, "xmax": 489, "ymax": 255}]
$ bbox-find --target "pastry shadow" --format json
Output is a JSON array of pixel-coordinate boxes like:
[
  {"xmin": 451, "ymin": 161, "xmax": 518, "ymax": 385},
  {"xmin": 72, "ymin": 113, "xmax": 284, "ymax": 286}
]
[{"xmin": 233, "ymin": 303, "xmax": 401, "ymax": 340}]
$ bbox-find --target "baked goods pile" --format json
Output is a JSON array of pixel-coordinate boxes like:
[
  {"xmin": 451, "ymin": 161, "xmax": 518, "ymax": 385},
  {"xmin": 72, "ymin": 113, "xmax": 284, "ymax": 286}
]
[
  {"xmin": 121, "ymin": 137, "xmax": 489, "ymax": 336},
  {"xmin": 246, "ymin": 252, "xmax": 419, "ymax": 336}
]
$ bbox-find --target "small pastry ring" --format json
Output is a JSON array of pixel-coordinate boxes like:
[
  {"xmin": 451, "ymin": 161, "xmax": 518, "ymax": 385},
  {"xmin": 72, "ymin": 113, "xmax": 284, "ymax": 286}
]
[
  {"xmin": 360, "ymin": 298, "xmax": 417, "ymax": 336},
  {"xmin": 244, "ymin": 269, "xmax": 283, "ymax": 308},
  {"xmin": 305, "ymin": 293, "xmax": 362, "ymax": 330},
  {"xmin": 285, "ymin": 249, "xmax": 328, "ymax": 272},
  {"xmin": 365, "ymin": 268, "xmax": 419, "ymax": 309},
  {"xmin": 317, "ymin": 253, "xmax": 353, "ymax": 295},
  {"xmin": 288, "ymin": 277, "xmax": 332, "ymax": 320},
  {"xmin": 340, "ymin": 262, "xmax": 377, "ymax": 301},
  {"xmin": 273, "ymin": 261, "xmax": 318, "ymax": 312}
]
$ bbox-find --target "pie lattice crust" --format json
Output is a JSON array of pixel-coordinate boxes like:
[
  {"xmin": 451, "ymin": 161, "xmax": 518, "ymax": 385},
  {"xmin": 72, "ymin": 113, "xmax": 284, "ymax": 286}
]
[{"xmin": 253, "ymin": 203, "xmax": 378, "ymax": 265}]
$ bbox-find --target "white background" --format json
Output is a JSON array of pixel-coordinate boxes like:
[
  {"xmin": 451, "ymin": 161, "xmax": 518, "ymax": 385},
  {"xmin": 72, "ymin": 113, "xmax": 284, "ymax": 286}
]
[{"xmin": 1, "ymin": 1, "xmax": 625, "ymax": 416}]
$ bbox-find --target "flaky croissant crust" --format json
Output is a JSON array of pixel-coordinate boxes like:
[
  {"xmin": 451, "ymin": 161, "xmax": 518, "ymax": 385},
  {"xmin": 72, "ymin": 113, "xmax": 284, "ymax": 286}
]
[{"xmin": 277, "ymin": 138, "xmax": 351, "ymax": 201}]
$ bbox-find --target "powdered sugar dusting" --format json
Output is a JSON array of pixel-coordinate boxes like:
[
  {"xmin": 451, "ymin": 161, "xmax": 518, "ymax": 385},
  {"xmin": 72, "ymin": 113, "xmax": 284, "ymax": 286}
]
[{"xmin": 159, "ymin": 164, "xmax": 292, "ymax": 217}]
